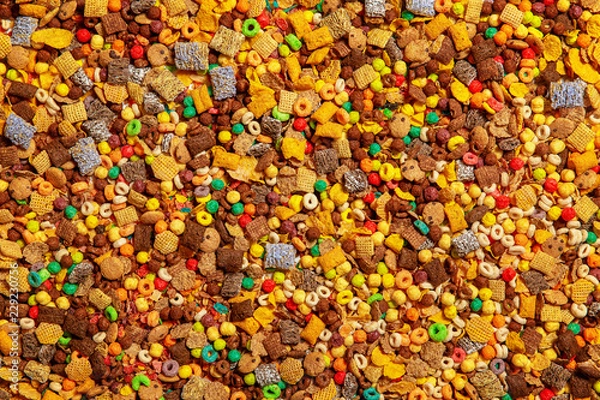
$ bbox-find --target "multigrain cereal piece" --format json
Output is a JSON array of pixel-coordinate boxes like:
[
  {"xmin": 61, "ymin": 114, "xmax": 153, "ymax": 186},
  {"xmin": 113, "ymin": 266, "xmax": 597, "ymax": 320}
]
[
  {"xmin": 81, "ymin": 119, "xmax": 111, "ymax": 143},
  {"xmin": 405, "ymin": 0, "xmax": 435, "ymax": 17},
  {"xmin": 209, "ymin": 66, "xmax": 236, "ymax": 101},
  {"xmin": 174, "ymin": 42, "xmax": 209, "ymax": 71},
  {"xmin": 11, "ymin": 17, "xmax": 38, "ymax": 46},
  {"xmin": 70, "ymin": 138, "xmax": 101, "ymax": 175},
  {"xmin": 4, "ymin": 113, "xmax": 36, "ymax": 149}
]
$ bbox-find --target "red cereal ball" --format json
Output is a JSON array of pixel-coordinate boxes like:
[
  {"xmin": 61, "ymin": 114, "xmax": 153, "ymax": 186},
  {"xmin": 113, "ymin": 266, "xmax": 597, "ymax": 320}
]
[
  {"xmin": 256, "ymin": 10, "xmax": 270, "ymax": 28},
  {"xmin": 364, "ymin": 221, "xmax": 377, "ymax": 233},
  {"xmin": 502, "ymin": 268, "xmax": 516, "ymax": 282},
  {"xmin": 544, "ymin": 178, "xmax": 558, "ymax": 193},
  {"xmin": 468, "ymin": 79, "xmax": 483, "ymax": 93},
  {"xmin": 29, "ymin": 305, "xmax": 39, "ymax": 319},
  {"xmin": 521, "ymin": 48, "xmax": 536, "ymax": 59},
  {"xmin": 561, "ymin": 207, "xmax": 576, "ymax": 221},
  {"xmin": 540, "ymin": 389, "xmax": 554, "ymax": 400},
  {"xmin": 334, "ymin": 371, "xmax": 346, "ymax": 385},
  {"xmin": 543, "ymin": 0, "xmax": 554, "ymax": 4},
  {"xmin": 285, "ymin": 298, "xmax": 298, "ymax": 311},
  {"xmin": 493, "ymin": 55, "xmax": 504, "ymax": 64},
  {"xmin": 305, "ymin": 141, "xmax": 313, "ymax": 154},
  {"xmin": 395, "ymin": 75, "xmax": 405, "ymax": 87},
  {"xmin": 121, "ymin": 145, "xmax": 134, "ymax": 158},
  {"xmin": 495, "ymin": 195, "xmax": 510, "ymax": 209},
  {"xmin": 262, "ymin": 279, "xmax": 276, "ymax": 293},
  {"xmin": 137, "ymin": 264, "xmax": 149, "ymax": 277},
  {"xmin": 293, "ymin": 117, "xmax": 307, "ymax": 131},
  {"xmin": 275, "ymin": 18, "xmax": 288, "ymax": 31},
  {"xmin": 130, "ymin": 45, "xmax": 144, "ymax": 60},
  {"xmin": 238, "ymin": 214, "xmax": 252, "ymax": 228},
  {"xmin": 42, "ymin": 280, "xmax": 52, "ymax": 290},
  {"xmin": 508, "ymin": 157, "xmax": 525, "ymax": 170},
  {"xmin": 363, "ymin": 192, "xmax": 375, "ymax": 203},
  {"xmin": 76, "ymin": 29, "xmax": 92, "ymax": 43},
  {"xmin": 154, "ymin": 277, "xmax": 168, "ymax": 291},
  {"xmin": 186, "ymin": 259, "xmax": 198, "ymax": 271},
  {"xmin": 368, "ymin": 172, "xmax": 381, "ymax": 186}
]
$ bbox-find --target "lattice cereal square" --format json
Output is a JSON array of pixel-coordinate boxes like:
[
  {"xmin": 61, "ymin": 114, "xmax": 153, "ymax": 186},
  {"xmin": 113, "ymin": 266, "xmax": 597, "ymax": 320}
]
[
  {"xmin": 151, "ymin": 70, "xmax": 186, "ymax": 102},
  {"xmin": 355, "ymin": 236, "xmax": 374, "ymax": 258},
  {"xmin": 61, "ymin": 102, "xmax": 87, "ymax": 123},
  {"xmin": 154, "ymin": 231, "xmax": 179, "ymax": 254},
  {"xmin": 31, "ymin": 151, "xmax": 51, "ymax": 174},
  {"xmin": 465, "ymin": 318, "xmax": 494, "ymax": 343},
  {"xmin": 84, "ymin": 0, "xmax": 108, "ymax": 17},
  {"xmin": 114, "ymin": 206, "xmax": 139, "ymax": 227},
  {"xmin": 252, "ymin": 33, "xmax": 278, "ymax": 59},
  {"xmin": 465, "ymin": 0, "xmax": 484, "ymax": 23},
  {"xmin": 151, "ymin": 154, "xmax": 179, "ymax": 181},
  {"xmin": 353, "ymin": 64, "xmax": 379, "ymax": 90},
  {"xmin": 500, "ymin": 4, "xmax": 524, "ymax": 28},
  {"xmin": 568, "ymin": 123, "xmax": 595, "ymax": 152},
  {"xmin": 529, "ymin": 251, "xmax": 555, "ymax": 275},
  {"xmin": 296, "ymin": 167, "xmax": 317, "ymax": 192},
  {"xmin": 573, "ymin": 196, "xmax": 599, "ymax": 222},
  {"xmin": 54, "ymin": 52, "xmax": 80, "ymax": 79},
  {"xmin": 367, "ymin": 29, "xmax": 394, "ymax": 49},
  {"xmin": 209, "ymin": 26, "xmax": 244, "ymax": 58}
]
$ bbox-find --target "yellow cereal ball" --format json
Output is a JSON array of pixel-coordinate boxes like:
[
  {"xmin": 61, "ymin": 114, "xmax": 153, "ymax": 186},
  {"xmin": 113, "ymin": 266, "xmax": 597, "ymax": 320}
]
[
  {"xmin": 55, "ymin": 83, "xmax": 69, "ymax": 97},
  {"xmin": 149, "ymin": 343, "xmax": 164, "ymax": 358},
  {"xmin": 219, "ymin": 322, "xmax": 236, "ymax": 336},
  {"xmin": 169, "ymin": 219, "xmax": 186, "ymax": 235}
]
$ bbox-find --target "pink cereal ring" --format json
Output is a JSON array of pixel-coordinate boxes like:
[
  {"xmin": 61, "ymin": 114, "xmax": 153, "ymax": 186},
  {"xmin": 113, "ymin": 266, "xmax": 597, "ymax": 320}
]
[
  {"xmin": 463, "ymin": 152, "xmax": 479, "ymax": 166},
  {"xmin": 452, "ymin": 347, "xmax": 466, "ymax": 363}
]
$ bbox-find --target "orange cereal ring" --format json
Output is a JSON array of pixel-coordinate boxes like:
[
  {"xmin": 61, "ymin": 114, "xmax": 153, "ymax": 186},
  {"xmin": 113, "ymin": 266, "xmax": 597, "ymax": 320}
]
[
  {"xmin": 246, "ymin": 50, "xmax": 262, "ymax": 67},
  {"xmin": 138, "ymin": 279, "xmax": 154, "ymax": 295},
  {"xmin": 319, "ymin": 83, "xmax": 336, "ymax": 100},
  {"xmin": 230, "ymin": 391, "xmax": 246, "ymax": 400},
  {"xmin": 293, "ymin": 97, "xmax": 312, "ymax": 117},
  {"xmin": 409, "ymin": 327, "xmax": 428, "ymax": 345},
  {"xmin": 408, "ymin": 388, "xmax": 427, "ymax": 400},
  {"xmin": 182, "ymin": 22, "xmax": 200, "ymax": 39},
  {"xmin": 38, "ymin": 181, "xmax": 54, "ymax": 196},
  {"xmin": 395, "ymin": 269, "xmax": 413, "ymax": 289},
  {"xmin": 434, "ymin": 0, "xmax": 452, "ymax": 12}
]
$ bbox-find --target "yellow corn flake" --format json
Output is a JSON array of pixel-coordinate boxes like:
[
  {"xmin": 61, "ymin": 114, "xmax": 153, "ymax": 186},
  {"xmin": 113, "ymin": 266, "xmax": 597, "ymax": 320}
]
[
  {"xmin": 394, "ymin": 188, "xmax": 415, "ymax": 201},
  {"xmin": 288, "ymin": 11, "xmax": 311, "ymax": 38},
  {"xmin": 533, "ymin": 229, "xmax": 554, "ymax": 244},
  {"xmin": 281, "ymin": 137, "xmax": 306, "ymax": 161},
  {"xmin": 233, "ymin": 318, "xmax": 261, "ymax": 335},
  {"xmin": 506, "ymin": 332, "xmax": 526, "ymax": 353},
  {"xmin": 253, "ymin": 306, "xmax": 275, "ymax": 327},
  {"xmin": 307, "ymin": 47, "xmax": 330, "ymax": 65},
  {"xmin": 450, "ymin": 81, "xmax": 471, "ymax": 104},
  {"xmin": 31, "ymin": 29, "xmax": 74, "ymax": 49},
  {"xmin": 213, "ymin": 0, "xmax": 236, "ymax": 13},
  {"xmin": 384, "ymin": 234, "xmax": 404, "ymax": 253},
  {"xmin": 383, "ymin": 363, "xmax": 406, "ymax": 379},
  {"xmin": 303, "ymin": 27, "xmax": 334, "ymax": 50},
  {"xmin": 275, "ymin": 206, "xmax": 296, "ymax": 220},
  {"xmin": 587, "ymin": 15, "xmax": 600, "ymax": 38},
  {"xmin": 196, "ymin": 9, "xmax": 220, "ymax": 33},
  {"xmin": 509, "ymin": 82, "xmax": 529, "ymax": 97},
  {"xmin": 248, "ymin": 96, "xmax": 277, "ymax": 118},
  {"xmin": 543, "ymin": 35, "xmax": 562, "ymax": 61},
  {"xmin": 371, "ymin": 347, "xmax": 392, "ymax": 366},
  {"xmin": 568, "ymin": 48, "xmax": 600, "ymax": 84}
]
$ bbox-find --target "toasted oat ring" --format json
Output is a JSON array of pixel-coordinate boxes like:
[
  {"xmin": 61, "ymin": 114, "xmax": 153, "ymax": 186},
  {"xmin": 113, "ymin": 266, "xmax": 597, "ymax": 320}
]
[
  {"xmin": 293, "ymin": 97, "xmax": 312, "ymax": 117},
  {"xmin": 518, "ymin": 67, "xmax": 534, "ymax": 83},
  {"xmin": 181, "ymin": 22, "xmax": 200, "ymax": 39}
]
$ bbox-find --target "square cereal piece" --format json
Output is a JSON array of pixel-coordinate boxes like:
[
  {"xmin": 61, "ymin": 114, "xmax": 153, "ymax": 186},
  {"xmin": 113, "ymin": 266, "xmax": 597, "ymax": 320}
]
[
  {"xmin": 70, "ymin": 137, "xmax": 101, "ymax": 175},
  {"xmin": 355, "ymin": 236, "xmax": 374, "ymax": 259},
  {"xmin": 465, "ymin": 0, "xmax": 484, "ymax": 24},
  {"xmin": 101, "ymin": 13, "xmax": 127, "ymax": 35},
  {"xmin": 318, "ymin": 246, "xmax": 345, "ymax": 272},
  {"xmin": 46, "ymin": 140, "xmax": 71, "ymax": 167},
  {"xmin": 221, "ymin": 273, "xmax": 244, "ymax": 298},
  {"xmin": 513, "ymin": 185, "xmax": 537, "ymax": 210},
  {"xmin": 301, "ymin": 315, "xmax": 325, "ymax": 345},
  {"xmin": 252, "ymin": 33, "xmax": 278, "ymax": 59},
  {"xmin": 133, "ymin": 224, "xmax": 152, "ymax": 252},
  {"xmin": 296, "ymin": 167, "xmax": 317, "ymax": 193},
  {"xmin": 12, "ymin": 101, "xmax": 35, "ymax": 122},
  {"xmin": 121, "ymin": 159, "xmax": 147, "ymax": 182},
  {"xmin": 529, "ymin": 251, "xmax": 555, "ymax": 276},
  {"xmin": 452, "ymin": 230, "xmax": 480, "ymax": 257},
  {"xmin": 303, "ymin": 27, "xmax": 334, "ymax": 51},
  {"xmin": 127, "ymin": 190, "xmax": 147, "ymax": 208},
  {"xmin": 209, "ymin": 26, "xmax": 244, "ymax": 58},
  {"xmin": 11, "ymin": 17, "xmax": 38, "ymax": 47},
  {"xmin": 154, "ymin": 230, "xmax": 179, "ymax": 254},
  {"xmin": 4, "ymin": 113, "xmax": 36, "ymax": 149},
  {"xmin": 58, "ymin": 120, "xmax": 77, "ymax": 137},
  {"xmin": 163, "ymin": 0, "xmax": 187, "ymax": 16},
  {"xmin": 353, "ymin": 64, "xmax": 379, "ymax": 90},
  {"xmin": 265, "ymin": 243, "xmax": 296, "ymax": 270},
  {"xmin": 488, "ymin": 280, "xmax": 506, "ymax": 302},
  {"xmin": 82, "ymin": 119, "xmax": 111, "ymax": 143},
  {"xmin": 175, "ymin": 42, "xmax": 209, "ymax": 71},
  {"xmin": 333, "ymin": 138, "xmax": 352, "ymax": 159},
  {"xmin": 425, "ymin": 13, "xmax": 453, "ymax": 40},
  {"xmin": 107, "ymin": 58, "xmax": 130, "ymax": 84},
  {"xmin": 114, "ymin": 206, "xmax": 139, "ymax": 227},
  {"xmin": 367, "ymin": 29, "xmax": 393, "ymax": 49},
  {"xmin": 209, "ymin": 66, "xmax": 237, "ymax": 101},
  {"xmin": 573, "ymin": 196, "xmax": 599, "ymax": 222},
  {"xmin": 151, "ymin": 69, "xmax": 186, "ymax": 101},
  {"xmin": 103, "ymin": 83, "xmax": 128, "ymax": 103},
  {"xmin": 245, "ymin": 215, "xmax": 270, "ymax": 241},
  {"xmin": 499, "ymin": 4, "xmax": 524, "ymax": 29},
  {"xmin": 151, "ymin": 154, "xmax": 178, "ymax": 181},
  {"xmin": 568, "ymin": 122, "xmax": 595, "ymax": 152},
  {"xmin": 321, "ymin": 9, "xmax": 352, "ymax": 40},
  {"xmin": 405, "ymin": 0, "xmax": 435, "ymax": 17},
  {"xmin": 313, "ymin": 148, "xmax": 339, "ymax": 175},
  {"xmin": 448, "ymin": 22, "xmax": 473, "ymax": 52},
  {"xmin": 343, "ymin": 170, "xmax": 368, "ymax": 193},
  {"xmin": 365, "ymin": 0, "xmax": 386, "ymax": 18},
  {"xmin": 56, "ymin": 219, "xmax": 77, "ymax": 244},
  {"xmin": 31, "ymin": 151, "xmax": 51, "ymax": 174},
  {"xmin": 61, "ymin": 102, "xmax": 87, "ymax": 123},
  {"xmin": 0, "ymin": 146, "xmax": 18, "ymax": 168},
  {"xmin": 465, "ymin": 317, "xmax": 494, "ymax": 343},
  {"xmin": 84, "ymin": 0, "xmax": 108, "ymax": 17},
  {"xmin": 455, "ymin": 160, "xmax": 475, "ymax": 181},
  {"xmin": 53, "ymin": 52, "xmax": 79, "ymax": 79},
  {"xmin": 0, "ymin": 33, "xmax": 12, "ymax": 58},
  {"xmin": 278, "ymin": 90, "xmax": 298, "ymax": 114}
]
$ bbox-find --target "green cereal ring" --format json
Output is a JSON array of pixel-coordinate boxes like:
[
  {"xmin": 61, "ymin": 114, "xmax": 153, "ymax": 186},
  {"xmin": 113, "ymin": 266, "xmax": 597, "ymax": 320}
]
[
  {"xmin": 242, "ymin": 19, "xmax": 260, "ymax": 37},
  {"xmin": 263, "ymin": 384, "xmax": 281, "ymax": 399},
  {"xmin": 126, "ymin": 119, "xmax": 142, "ymax": 136},
  {"xmin": 428, "ymin": 323, "xmax": 448, "ymax": 342},
  {"xmin": 105, "ymin": 305, "xmax": 118, "ymax": 322},
  {"xmin": 131, "ymin": 375, "xmax": 150, "ymax": 391}
]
